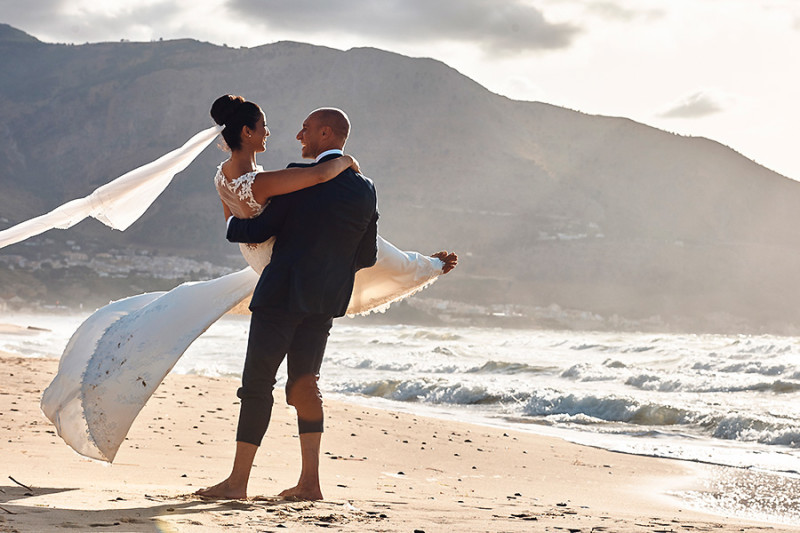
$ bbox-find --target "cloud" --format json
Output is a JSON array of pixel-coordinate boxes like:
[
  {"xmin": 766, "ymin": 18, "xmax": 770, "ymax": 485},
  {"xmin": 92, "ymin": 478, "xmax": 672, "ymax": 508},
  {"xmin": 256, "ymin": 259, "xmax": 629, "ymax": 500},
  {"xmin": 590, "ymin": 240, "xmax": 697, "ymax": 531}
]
[
  {"xmin": 584, "ymin": 2, "xmax": 664, "ymax": 22},
  {"xmin": 227, "ymin": 0, "xmax": 581, "ymax": 53},
  {"xmin": 0, "ymin": 0, "xmax": 67, "ymax": 32},
  {"xmin": 659, "ymin": 91, "xmax": 730, "ymax": 119},
  {"xmin": 0, "ymin": 1, "xmax": 196, "ymax": 43}
]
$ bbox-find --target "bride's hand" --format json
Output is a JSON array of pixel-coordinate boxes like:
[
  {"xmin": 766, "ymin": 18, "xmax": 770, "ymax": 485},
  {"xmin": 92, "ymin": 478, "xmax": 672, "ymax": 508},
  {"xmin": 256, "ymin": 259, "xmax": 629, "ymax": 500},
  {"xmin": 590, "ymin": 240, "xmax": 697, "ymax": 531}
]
[
  {"xmin": 345, "ymin": 155, "xmax": 362, "ymax": 174},
  {"xmin": 431, "ymin": 251, "xmax": 458, "ymax": 274}
]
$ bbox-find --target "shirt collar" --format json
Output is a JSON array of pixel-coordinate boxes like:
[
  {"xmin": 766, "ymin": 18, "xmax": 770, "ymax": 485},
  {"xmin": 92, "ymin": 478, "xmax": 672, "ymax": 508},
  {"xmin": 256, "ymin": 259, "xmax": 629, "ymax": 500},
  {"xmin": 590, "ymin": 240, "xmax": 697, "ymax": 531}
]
[{"xmin": 315, "ymin": 149, "xmax": 343, "ymax": 163}]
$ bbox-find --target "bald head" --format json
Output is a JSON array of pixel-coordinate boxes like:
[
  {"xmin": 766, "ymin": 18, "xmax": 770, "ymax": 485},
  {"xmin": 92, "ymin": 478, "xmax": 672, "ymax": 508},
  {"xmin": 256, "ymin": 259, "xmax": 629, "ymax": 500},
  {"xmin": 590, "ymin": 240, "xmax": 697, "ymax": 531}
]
[
  {"xmin": 297, "ymin": 107, "xmax": 352, "ymax": 159},
  {"xmin": 310, "ymin": 108, "xmax": 350, "ymax": 143}
]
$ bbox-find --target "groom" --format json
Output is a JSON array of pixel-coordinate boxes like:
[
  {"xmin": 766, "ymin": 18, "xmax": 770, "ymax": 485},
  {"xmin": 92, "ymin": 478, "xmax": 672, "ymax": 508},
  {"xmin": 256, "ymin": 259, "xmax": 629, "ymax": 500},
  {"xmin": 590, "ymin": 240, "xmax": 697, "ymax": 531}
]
[{"xmin": 197, "ymin": 108, "xmax": 379, "ymax": 501}]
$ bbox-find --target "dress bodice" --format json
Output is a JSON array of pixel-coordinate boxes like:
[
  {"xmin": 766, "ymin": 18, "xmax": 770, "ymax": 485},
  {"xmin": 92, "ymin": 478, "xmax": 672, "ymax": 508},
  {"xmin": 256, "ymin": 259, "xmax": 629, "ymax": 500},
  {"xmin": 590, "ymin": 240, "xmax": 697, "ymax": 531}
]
[
  {"xmin": 214, "ymin": 162, "xmax": 273, "ymax": 274},
  {"xmin": 214, "ymin": 162, "xmax": 268, "ymax": 219}
]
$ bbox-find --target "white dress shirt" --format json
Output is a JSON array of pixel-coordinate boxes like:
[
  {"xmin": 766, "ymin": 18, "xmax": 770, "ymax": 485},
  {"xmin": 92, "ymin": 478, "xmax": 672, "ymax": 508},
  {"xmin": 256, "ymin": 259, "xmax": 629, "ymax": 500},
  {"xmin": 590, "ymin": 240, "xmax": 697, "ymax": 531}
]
[{"xmin": 315, "ymin": 149, "xmax": 343, "ymax": 162}]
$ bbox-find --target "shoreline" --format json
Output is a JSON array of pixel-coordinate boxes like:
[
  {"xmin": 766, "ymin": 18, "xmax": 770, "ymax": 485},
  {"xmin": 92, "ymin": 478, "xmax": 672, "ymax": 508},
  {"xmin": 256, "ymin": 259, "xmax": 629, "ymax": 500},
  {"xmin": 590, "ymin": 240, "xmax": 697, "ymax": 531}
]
[{"xmin": 1, "ymin": 352, "xmax": 797, "ymax": 532}]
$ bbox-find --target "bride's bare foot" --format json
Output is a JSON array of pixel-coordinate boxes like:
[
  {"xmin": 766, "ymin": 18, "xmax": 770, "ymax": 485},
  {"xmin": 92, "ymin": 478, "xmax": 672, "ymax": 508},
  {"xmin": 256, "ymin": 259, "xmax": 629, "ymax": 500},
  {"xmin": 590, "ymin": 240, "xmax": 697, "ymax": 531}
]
[
  {"xmin": 278, "ymin": 484, "xmax": 323, "ymax": 501},
  {"xmin": 194, "ymin": 478, "xmax": 247, "ymax": 500}
]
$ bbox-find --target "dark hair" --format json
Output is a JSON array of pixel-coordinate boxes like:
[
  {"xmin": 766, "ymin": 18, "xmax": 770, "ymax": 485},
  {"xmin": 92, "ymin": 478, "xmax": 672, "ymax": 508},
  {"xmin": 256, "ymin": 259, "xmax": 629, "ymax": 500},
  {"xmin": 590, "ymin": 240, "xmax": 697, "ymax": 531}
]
[{"xmin": 210, "ymin": 94, "xmax": 262, "ymax": 151}]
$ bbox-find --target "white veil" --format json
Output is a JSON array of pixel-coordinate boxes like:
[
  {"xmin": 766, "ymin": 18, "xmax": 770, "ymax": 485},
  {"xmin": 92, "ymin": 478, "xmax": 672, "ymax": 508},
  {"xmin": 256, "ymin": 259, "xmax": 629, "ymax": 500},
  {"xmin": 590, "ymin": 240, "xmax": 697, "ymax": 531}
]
[{"xmin": 0, "ymin": 125, "xmax": 223, "ymax": 249}]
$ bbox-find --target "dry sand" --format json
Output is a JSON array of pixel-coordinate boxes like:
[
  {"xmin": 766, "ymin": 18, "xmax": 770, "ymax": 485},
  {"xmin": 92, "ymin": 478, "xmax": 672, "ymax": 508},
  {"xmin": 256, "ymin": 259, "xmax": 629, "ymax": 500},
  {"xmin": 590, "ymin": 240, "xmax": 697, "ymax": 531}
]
[{"xmin": 1, "ymin": 352, "xmax": 794, "ymax": 532}]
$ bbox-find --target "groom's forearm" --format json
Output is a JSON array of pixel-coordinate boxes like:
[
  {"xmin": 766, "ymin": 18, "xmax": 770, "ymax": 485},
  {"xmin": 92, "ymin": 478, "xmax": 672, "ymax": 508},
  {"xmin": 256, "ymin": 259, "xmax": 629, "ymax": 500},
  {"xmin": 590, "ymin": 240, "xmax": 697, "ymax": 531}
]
[
  {"xmin": 226, "ymin": 197, "xmax": 287, "ymax": 243},
  {"xmin": 226, "ymin": 216, "xmax": 277, "ymax": 243}
]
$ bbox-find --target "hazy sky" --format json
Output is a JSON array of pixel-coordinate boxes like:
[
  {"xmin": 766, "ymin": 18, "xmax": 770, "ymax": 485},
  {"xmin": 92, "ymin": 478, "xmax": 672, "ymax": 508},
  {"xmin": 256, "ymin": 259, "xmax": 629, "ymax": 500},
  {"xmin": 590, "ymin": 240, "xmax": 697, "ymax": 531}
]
[{"xmin": 2, "ymin": 0, "xmax": 800, "ymax": 180}]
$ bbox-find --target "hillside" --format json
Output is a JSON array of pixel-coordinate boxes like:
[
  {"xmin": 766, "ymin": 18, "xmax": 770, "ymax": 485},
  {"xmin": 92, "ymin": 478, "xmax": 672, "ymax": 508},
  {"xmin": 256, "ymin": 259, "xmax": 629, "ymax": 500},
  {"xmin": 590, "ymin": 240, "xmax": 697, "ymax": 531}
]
[{"xmin": 2, "ymin": 25, "xmax": 800, "ymax": 332}]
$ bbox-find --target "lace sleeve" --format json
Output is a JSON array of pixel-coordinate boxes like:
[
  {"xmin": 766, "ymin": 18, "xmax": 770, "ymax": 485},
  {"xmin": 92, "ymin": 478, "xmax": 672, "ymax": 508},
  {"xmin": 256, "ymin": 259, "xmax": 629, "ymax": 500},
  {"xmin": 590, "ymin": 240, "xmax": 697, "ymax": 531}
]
[
  {"xmin": 229, "ymin": 171, "xmax": 263, "ymax": 214},
  {"xmin": 215, "ymin": 165, "xmax": 267, "ymax": 218}
]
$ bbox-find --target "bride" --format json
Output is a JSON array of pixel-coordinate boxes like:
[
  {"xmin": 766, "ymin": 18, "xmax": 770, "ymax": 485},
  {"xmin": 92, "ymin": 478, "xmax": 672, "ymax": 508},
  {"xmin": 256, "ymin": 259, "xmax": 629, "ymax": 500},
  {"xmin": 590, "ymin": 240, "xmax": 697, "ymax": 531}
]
[{"xmin": 2, "ymin": 95, "xmax": 456, "ymax": 463}]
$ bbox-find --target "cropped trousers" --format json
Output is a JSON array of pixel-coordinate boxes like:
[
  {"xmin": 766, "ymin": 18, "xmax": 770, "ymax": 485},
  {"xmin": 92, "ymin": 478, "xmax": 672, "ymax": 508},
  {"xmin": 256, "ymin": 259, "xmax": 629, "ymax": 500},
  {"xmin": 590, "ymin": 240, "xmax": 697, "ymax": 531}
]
[{"xmin": 236, "ymin": 308, "xmax": 333, "ymax": 446}]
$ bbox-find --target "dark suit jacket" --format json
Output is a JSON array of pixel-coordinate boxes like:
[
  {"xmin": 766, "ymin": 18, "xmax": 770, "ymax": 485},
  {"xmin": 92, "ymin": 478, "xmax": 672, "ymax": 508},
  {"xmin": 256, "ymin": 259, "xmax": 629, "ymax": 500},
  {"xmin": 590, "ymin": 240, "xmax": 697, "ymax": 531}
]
[{"xmin": 226, "ymin": 154, "xmax": 379, "ymax": 317}]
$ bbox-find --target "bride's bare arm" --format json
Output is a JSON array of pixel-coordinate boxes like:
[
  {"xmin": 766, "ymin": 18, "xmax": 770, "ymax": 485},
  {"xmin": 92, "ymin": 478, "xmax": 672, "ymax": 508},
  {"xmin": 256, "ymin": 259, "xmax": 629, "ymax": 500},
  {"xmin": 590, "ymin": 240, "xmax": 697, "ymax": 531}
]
[
  {"xmin": 250, "ymin": 155, "xmax": 360, "ymax": 205},
  {"xmin": 220, "ymin": 199, "xmax": 232, "ymax": 221}
]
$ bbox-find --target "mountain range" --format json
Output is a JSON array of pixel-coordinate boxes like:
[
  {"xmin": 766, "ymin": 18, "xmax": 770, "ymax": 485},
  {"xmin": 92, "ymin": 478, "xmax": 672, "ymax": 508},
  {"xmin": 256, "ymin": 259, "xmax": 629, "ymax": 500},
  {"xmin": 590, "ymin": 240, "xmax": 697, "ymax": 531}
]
[{"xmin": 2, "ymin": 23, "xmax": 800, "ymax": 332}]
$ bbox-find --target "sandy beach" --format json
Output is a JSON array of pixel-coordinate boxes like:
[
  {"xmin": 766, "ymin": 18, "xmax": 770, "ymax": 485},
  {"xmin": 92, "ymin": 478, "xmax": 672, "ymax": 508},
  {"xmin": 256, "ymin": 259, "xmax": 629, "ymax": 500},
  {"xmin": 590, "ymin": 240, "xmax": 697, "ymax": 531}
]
[{"xmin": 0, "ymin": 351, "xmax": 794, "ymax": 533}]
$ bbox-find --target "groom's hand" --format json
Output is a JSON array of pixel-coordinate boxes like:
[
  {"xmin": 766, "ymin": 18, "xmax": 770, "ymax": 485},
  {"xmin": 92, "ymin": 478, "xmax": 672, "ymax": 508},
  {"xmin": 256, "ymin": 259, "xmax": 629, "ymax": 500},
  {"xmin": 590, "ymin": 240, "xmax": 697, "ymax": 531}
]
[{"xmin": 432, "ymin": 251, "xmax": 458, "ymax": 274}]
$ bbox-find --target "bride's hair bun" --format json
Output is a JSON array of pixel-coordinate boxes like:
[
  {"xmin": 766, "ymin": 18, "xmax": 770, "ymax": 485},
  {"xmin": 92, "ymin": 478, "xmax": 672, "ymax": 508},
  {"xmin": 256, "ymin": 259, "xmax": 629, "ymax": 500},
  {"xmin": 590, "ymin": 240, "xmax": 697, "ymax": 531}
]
[
  {"xmin": 210, "ymin": 94, "xmax": 263, "ymax": 151},
  {"xmin": 210, "ymin": 94, "xmax": 246, "ymax": 126}
]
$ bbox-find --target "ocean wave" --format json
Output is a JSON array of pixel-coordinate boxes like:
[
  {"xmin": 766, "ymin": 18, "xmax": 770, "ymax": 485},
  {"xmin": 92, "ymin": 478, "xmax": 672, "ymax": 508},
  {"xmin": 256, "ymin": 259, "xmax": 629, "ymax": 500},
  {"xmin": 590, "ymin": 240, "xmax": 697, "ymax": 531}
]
[
  {"xmin": 408, "ymin": 330, "xmax": 462, "ymax": 341},
  {"xmin": 732, "ymin": 342, "xmax": 793, "ymax": 355},
  {"xmin": 622, "ymin": 345, "xmax": 656, "ymax": 353},
  {"xmin": 522, "ymin": 392, "xmax": 689, "ymax": 426},
  {"xmin": 329, "ymin": 356, "xmax": 461, "ymax": 374},
  {"xmin": 718, "ymin": 362, "xmax": 789, "ymax": 376},
  {"xmin": 334, "ymin": 378, "xmax": 506, "ymax": 405},
  {"xmin": 625, "ymin": 374, "xmax": 683, "ymax": 392},
  {"xmin": 570, "ymin": 343, "xmax": 609, "ymax": 351},
  {"xmin": 518, "ymin": 391, "xmax": 800, "ymax": 449},
  {"xmin": 330, "ymin": 355, "xmax": 555, "ymax": 377},
  {"xmin": 466, "ymin": 361, "xmax": 555, "ymax": 374},
  {"xmin": 350, "ymin": 358, "xmax": 414, "ymax": 372},
  {"xmin": 625, "ymin": 374, "xmax": 800, "ymax": 394},
  {"xmin": 727, "ymin": 380, "xmax": 800, "ymax": 394},
  {"xmin": 690, "ymin": 358, "xmax": 798, "ymax": 377},
  {"xmin": 561, "ymin": 363, "xmax": 616, "ymax": 382},
  {"xmin": 712, "ymin": 416, "xmax": 800, "ymax": 447}
]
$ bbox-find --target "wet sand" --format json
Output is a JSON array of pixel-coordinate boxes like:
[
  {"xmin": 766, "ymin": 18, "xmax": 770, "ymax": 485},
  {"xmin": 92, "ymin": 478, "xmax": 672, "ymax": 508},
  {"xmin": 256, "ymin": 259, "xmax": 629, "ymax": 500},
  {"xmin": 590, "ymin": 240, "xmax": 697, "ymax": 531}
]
[{"xmin": 1, "ymin": 352, "xmax": 795, "ymax": 532}]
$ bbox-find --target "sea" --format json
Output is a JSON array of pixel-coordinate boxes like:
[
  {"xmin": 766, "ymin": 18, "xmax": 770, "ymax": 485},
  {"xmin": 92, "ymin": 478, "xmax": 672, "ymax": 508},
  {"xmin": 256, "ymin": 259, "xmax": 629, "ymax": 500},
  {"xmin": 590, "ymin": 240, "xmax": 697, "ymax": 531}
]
[{"xmin": 3, "ymin": 311, "xmax": 800, "ymax": 525}]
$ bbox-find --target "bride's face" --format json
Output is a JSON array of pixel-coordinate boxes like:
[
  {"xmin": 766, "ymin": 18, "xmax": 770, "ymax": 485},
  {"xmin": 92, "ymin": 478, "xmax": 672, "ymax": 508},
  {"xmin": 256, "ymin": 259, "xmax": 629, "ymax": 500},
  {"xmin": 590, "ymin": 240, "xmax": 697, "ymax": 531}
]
[{"xmin": 246, "ymin": 111, "xmax": 270, "ymax": 152}]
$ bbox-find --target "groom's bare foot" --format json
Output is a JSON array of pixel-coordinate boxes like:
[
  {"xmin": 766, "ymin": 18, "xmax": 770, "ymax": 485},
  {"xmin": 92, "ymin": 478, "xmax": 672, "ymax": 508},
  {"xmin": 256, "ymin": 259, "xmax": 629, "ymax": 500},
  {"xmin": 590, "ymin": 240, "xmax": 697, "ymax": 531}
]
[
  {"xmin": 194, "ymin": 478, "xmax": 247, "ymax": 500},
  {"xmin": 278, "ymin": 484, "xmax": 323, "ymax": 501}
]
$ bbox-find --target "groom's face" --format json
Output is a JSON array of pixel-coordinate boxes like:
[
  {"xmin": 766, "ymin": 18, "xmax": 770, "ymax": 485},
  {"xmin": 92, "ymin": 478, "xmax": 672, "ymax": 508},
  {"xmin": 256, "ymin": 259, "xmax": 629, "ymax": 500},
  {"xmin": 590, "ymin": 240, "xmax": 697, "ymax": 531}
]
[{"xmin": 296, "ymin": 113, "xmax": 325, "ymax": 159}]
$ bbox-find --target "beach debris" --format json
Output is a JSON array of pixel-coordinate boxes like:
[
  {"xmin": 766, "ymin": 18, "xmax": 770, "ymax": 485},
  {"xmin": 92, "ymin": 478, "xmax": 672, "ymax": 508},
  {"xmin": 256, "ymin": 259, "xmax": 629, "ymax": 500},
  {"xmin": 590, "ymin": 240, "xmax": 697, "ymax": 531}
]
[
  {"xmin": 0, "ymin": 505, "xmax": 16, "ymax": 515},
  {"xmin": 8, "ymin": 476, "xmax": 32, "ymax": 493}
]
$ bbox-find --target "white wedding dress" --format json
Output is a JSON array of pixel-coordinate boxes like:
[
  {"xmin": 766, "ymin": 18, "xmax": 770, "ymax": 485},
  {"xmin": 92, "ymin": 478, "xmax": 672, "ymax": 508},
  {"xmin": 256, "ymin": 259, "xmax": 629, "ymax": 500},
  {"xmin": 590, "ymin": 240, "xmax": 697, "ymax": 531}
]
[{"xmin": 7, "ymin": 129, "xmax": 445, "ymax": 463}]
